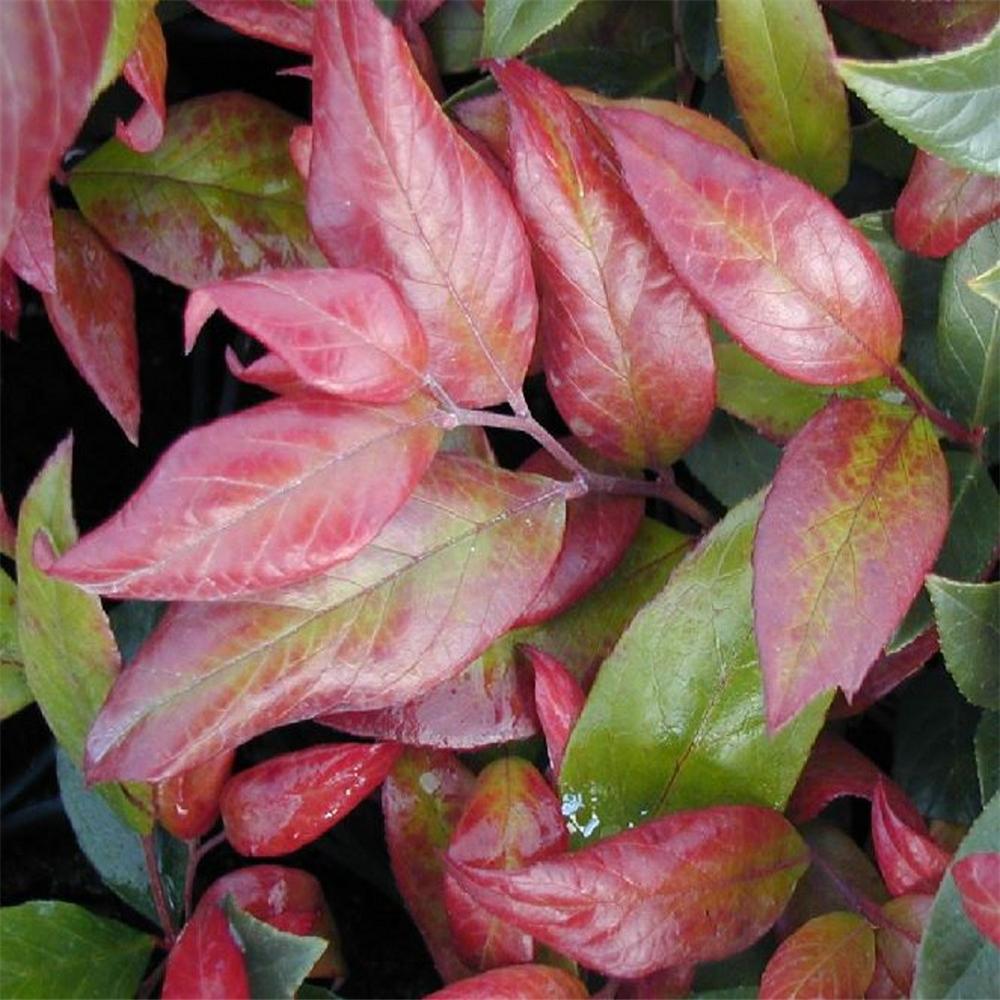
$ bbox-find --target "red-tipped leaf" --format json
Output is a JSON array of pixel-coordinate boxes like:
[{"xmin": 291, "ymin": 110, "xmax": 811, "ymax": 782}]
[
  {"xmin": 426, "ymin": 965, "xmax": 590, "ymax": 999},
  {"xmin": 190, "ymin": 0, "xmax": 313, "ymax": 52},
  {"xmin": 185, "ymin": 268, "xmax": 429, "ymax": 403},
  {"xmin": 307, "ymin": 0, "xmax": 537, "ymax": 406},
  {"xmin": 115, "ymin": 12, "xmax": 167, "ymax": 153},
  {"xmin": 952, "ymin": 853, "xmax": 1000, "ymax": 947},
  {"xmin": 753, "ymin": 397, "xmax": 949, "ymax": 730},
  {"xmin": 601, "ymin": 107, "xmax": 902, "ymax": 385},
  {"xmin": 522, "ymin": 645, "xmax": 585, "ymax": 778},
  {"xmin": 493, "ymin": 61, "xmax": 714, "ymax": 468},
  {"xmin": 49, "ymin": 395, "xmax": 442, "ymax": 600},
  {"xmin": 448, "ymin": 805, "xmax": 809, "ymax": 977},
  {"xmin": 221, "ymin": 742, "xmax": 401, "ymax": 856}
]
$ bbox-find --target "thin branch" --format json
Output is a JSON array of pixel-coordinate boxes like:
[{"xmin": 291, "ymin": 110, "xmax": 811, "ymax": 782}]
[
  {"xmin": 888, "ymin": 366, "xmax": 985, "ymax": 451},
  {"xmin": 142, "ymin": 834, "xmax": 178, "ymax": 947}
]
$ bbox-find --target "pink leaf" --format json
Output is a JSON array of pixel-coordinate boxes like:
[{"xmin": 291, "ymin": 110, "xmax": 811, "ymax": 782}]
[
  {"xmin": 871, "ymin": 778, "xmax": 952, "ymax": 897},
  {"xmin": 115, "ymin": 12, "xmax": 168, "ymax": 153},
  {"xmin": 42, "ymin": 210, "xmax": 140, "ymax": 444},
  {"xmin": 4, "ymin": 191, "xmax": 56, "ymax": 294},
  {"xmin": 443, "ymin": 757, "xmax": 568, "ymax": 971},
  {"xmin": 448, "ymin": 805, "xmax": 809, "ymax": 977},
  {"xmin": 0, "ymin": 0, "xmax": 111, "ymax": 252},
  {"xmin": 521, "ymin": 644, "xmax": 585, "ymax": 778},
  {"xmin": 514, "ymin": 446, "xmax": 644, "ymax": 627},
  {"xmin": 189, "ymin": 0, "xmax": 313, "ymax": 52},
  {"xmin": 753, "ymin": 398, "xmax": 949, "ymax": 730},
  {"xmin": 426, "ymin": 965, "xmax": 590, "ymax": 1000},
  {"xmin": 894, "ymin": 151, "xmax": 1000, "ymax": 259},
  {"xmin": 760, "ymin": 911, "xmax": 876, "ymax": 999},
  {"xmin": 493, "ymin": 61, "xmax": 714, "ymax": 468},
  {"xmin": 83, "ymin": 455, "xmax": 567, "ymax": 780},
  {"xmin": 601, "ymin": 107, "xmax": 902, "ymax": 386},
  {"xmin": 319, "ymin": 648, "xmax": 539, "ymax": 750},
  {"xmin": 221, "ymin": 742, "xmax": 401, "ymax": 856},
  {"xmin": 49, "ymin": 395, "xmax": 442, "ymax": 600},
  {"xmin": 1, "ymin": 261, "xmax": 20, "ymax": 339},
  {"xmin": 307, "ymin": 0, "xmax": 537, "ymax": 407},
  {"xmin": 952, "ymin": 853, "xmax": 1000, "ymax": 947},
  {"xmin": 383, "ymin": 749, "xmax": 477, "ymax": 983},
  {"xmin": 224, "ymin": 346, "xmax": 309, "ymax": 396},
  {"xmin": 185, "ymin": 267, "xmax": 429, "ymax": 403}
]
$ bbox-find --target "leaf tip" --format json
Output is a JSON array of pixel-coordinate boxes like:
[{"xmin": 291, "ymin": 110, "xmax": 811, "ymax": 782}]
[{"xmin": 183, "ymin": 289, "xmax": 218, "ymax": 355}]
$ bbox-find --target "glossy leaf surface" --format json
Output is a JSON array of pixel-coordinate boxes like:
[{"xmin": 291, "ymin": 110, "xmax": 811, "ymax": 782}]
[
  {"xmin": 927, "ymin": 577, "xmax": 999, "ymax": 711},
  {"xmin": 717, "ymin": 0, "xmax": 849, "ymax": 194},
  {"xmin": 838, "ymin": 26, "xmax": 1000, "ymax": 176},
  {"xmin": 50, "ymin": 395, "xmax": 442, "ymax": 600},
  {"xmin": 189, "ymin": 0, "xmax": 313, "ymax": 53},
  {"xmin": 559, "ymin": 493, "xmax": 829, "ymax": 843},
  {"xmin": 936, "ymin": 221, "xmax": 1000, "ymax": 428},
  {"xmin": 754, "ymin": 397, "xmax": 949, "ymax": 730},
  {"xmin": 162, "ymin": 899, "xmax": 249, "ymax": 1000},
  {"xmin": 308, "ymin": 0, "xmax": 537, "ymax": 406},
  {"xmin": 154, "ymin": 749, "xmax": 236, "ymax": 841},
  {"xmin": 448, "ymin": 805, "xmax": 809, "ymax": 977},
  {"xmin": 952, "ymin": 853, "xmax": 1000, "ymax": 948},
  {"xmin": 186, "ymin": 268, "xmax": 429, "ymax": 403},
  {"xmin": 383, "ymin": 749, "xmax": 477, "ymax": 983},
  {"xmin": 444, "ymin": 757, "xmax": 567, "ymax": 970},
  {"xmin": 494, "ymin": 60, "xmax": 714, "ymax": 468},
  {"xmin": 0, "ymin": 0, "xmax": 110, "ymax": 252},
  {"xmin": 221, "ymin": 742, "xmax": 401, "ymax": 856},
  {"xmin": 426, "ymin": 964, "xmax": 589, "ymax": 1000},
  {"xmin": 85, "ymin": 455, "xmax": 566, "ymax": 780},
  {"xmin": 70, "ymin": 92, "xmax": 323, "ymax": 288},
  {"xmin": 43, "ymin": 210, "xmax": 140, "ymax": 444},
  {"xmin": 895, "ymin": 152, "xmax": 1000, "ymax": 258},
  {"xmin": 603, "ymin": 107, "xmax": 902, "ymax": 385},
  {"xmin": 0, "ymin": 901, "xmax": 154, "ymax": 1000},
  {"xmin": 914, "ymin": 792, "xmax": 1000, "ymax": 998},
  {"xmin": 760, "ymin": 911, "xmax": 875, "ymax": 999},
  {"xmin": 480, "ymin": 0, "xmax": 582, "ymax": 58},
  {"xmin": 523, "ymin": 645, "xmax": 585, "ymax": 778}
]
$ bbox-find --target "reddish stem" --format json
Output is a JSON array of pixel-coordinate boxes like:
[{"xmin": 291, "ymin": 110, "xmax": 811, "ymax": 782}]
[
  {"xmin": 142, "ymin": 834, "xmax": 178, "ymax": 947},
  {"xmin": 888, "ymin": 366, "xmax": 985, "ymax": 451}
]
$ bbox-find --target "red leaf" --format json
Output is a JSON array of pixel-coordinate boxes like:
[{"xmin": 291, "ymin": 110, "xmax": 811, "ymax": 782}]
[
  {"xmin": 867, "ymin": 894, "xmax": 933, "ymax": 999},
  {"xmin": 448, "ymin": 805, "xmax": 809, "ymax": 977},
  {"xmin": 42, "ymin": 210, "xmax": 140, "ymax": 444},
  {"xmin": 444, "ymin": 757, "xmax": 568, "ymax": 971},
  {"xmin": 514, "ymin": 446, "xmax": 644, "ymax": 627},
  {"xmin": 185, "ymin": 267, "xmax": 430, "ymax": 403},
  {"xmin": 760, "ymin": 911, "xmax": 876, "ymax": 999},
  {"xmin": 4, "ymin": 191, "xmax": 56, "ymax": 294},
  {"xmin": 189, "ymin": 0, "xmax": 313, "ymax": 52},
  {"xmin": 221, "ymin": 742, "xmax": 401, "ymax": 856},
  {"xmin": 83, "ymin": 455, "xmax": 566, "ymax": 780},
  {"xmin": 319, "ymin": 649, "xmax": 539, "ymax": 750},
  {"xmin": 614, "ymin": 966, "xmax": 696, "ymax": 999},
  {"xmin": 894, "ymin": 151, "xmax": 1000, "ymax": 259},
  {"xmin": 383, "ymin": 749, "xmax": 477, "ymax": 983},
  {"xmin": 0, "ymin": 0, "xmax": 111, "ymax": 251},
  {"xmin": 493, "ymin": 61, "xmax": 714, "ymax": 468},
  {"xmin": 154, "ymin": 749, "xmax": 235, "ymax": 841},
  {"xmin": 162, "ymin": 896, "xmax": 250, "ymax": 1000},
  {"xmin": 49, "ymin": 395, "xmax": 442, "ymax": 600},
  {"xmin": 521, "ymin": 645, "xmax": 585, "ymax": 778},
  {"xmin": 753, "ymin": 398, "xmax": 949, "ymax": 730},
  {"xmin": 307, "ymin": 0, "xmax": 537, "ymax": 407},
  {"xmin": 952, "ymin": 853, "xmax": 1000, "ymax": 947},
  {"xmin": 426, "ymin": 965, "xmax": 590, "ymax": 1000},
  {"xmin": 224, "ymin": 346, "xmax": 309, "ymax": 396},
  {"xmin": 115, "ymin": 12, "xmax": 168, "ymax": 153},
  {"xmin": 821, "ymin": 1, "xmax": 999, "ymax": 50},
  {"xmin": 601, "ymin": 108, "xmax": 902, "ymax": 386},
  {"xmin": 1, "ymin": 262, "xmax": 20, "ymax": 339},
  {"xmin": 871, "ymin": 778, "xmax": 951, "ymax": 896}
]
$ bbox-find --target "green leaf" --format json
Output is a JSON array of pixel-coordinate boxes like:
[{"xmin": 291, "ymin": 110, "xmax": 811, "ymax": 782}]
[
  {"xmin": 0, "ymin": 569, "xmax": 32, "ymax": 719},
  {"xmin": 425, "ymin": 0, "xmax": 484, "ymax": 74},
  {"xmin": 976, "ymin": 711, "xmax": 999, "ymax": 804},
  {"xmin": 838, "ymin": 25, "xmax": 1000, "ymax": 175},
  {"xmin": 894, "ymin": 669, "xmax": 983, "ymax": 825},
  {"xmin": 937, "ymin": 452, "xmax": 1000, "ymax": 582},
  {"xmin": 718, "ymin": 0, "xmax": 850, "ymax": 193},
  {"xmin": 969, "ymin": 260, "xmax": 1000, "ymax": 309},
  {"xmin": 69, "ymin": 92, "xmax": 324, "ymax": 289},
  {"xmin": 683, "ymin": 411, "xmax": 782, "ymax": 508},
  {"xmin": 15, "ymin": 438, "xmax": 152, "ymax": 832},
  {"xmin": 927, "ymin": 577, "xmax": 999, "ymax": 711},
  {"xmin": 95, "ymin": 0, "xmax": 158, "ymax": 95},
  {"xmin": 0, "ymin": 901, "xmax": 154, "ymax": 1000},
  {"xmin": 224, "ymin": 898, "xmax": 327, "ymax": 1000},
  {"xmin": 480, "ymin": 0, "xmax": 584, "ymax": 58},
  {"xmin": 559, "ymin": 493, "xmax": 830, "ymax": 844},
  {"xmin": 56, "ymin": 749, "xmax": 187, "ymax": 928},
  {"xmin": 0, "ymin": 662, "xmax": 33, "ymax": 720},
  {"xmin": 937, "ymin": 221, "xmax": 1000, "ymax": 428},
  {"xmin": 914, "ymin": 792, "xmax": 1000, "ymax": 998}
]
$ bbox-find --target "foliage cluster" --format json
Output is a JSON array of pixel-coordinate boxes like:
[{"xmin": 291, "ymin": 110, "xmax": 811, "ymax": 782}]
[{"xmin": 1, "ymin": 1, "xmax": 998, "ymax": 998}]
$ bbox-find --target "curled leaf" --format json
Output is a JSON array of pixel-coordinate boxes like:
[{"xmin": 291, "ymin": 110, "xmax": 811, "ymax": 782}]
[
  {"xmin": 154, "ymin": 749, "xmax": 235, "ymax": 841},
  {"xmin": 523, "ymin": 644, "xmax": 585, "ymax": 778},
  {"xmin": 115, "ymin": 11, "xmax": 167, "ymax": 153}
]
